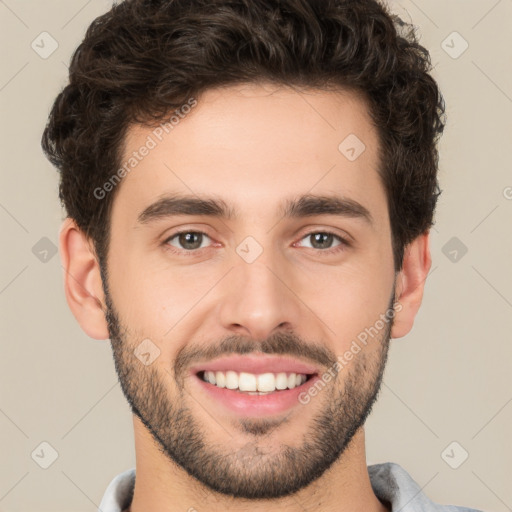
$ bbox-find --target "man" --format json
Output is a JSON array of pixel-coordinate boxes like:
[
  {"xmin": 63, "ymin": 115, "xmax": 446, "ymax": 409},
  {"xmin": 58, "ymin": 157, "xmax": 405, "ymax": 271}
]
[{"xmin": 41, "ymin": 0, "xmax": 483, "ymax": 511}]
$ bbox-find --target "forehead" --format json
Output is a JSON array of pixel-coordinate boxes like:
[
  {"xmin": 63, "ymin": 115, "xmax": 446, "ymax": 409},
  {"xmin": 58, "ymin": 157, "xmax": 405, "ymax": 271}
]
[{"xmin": 112, "ymin": 82, "xmax": 386, "ymax": 226}]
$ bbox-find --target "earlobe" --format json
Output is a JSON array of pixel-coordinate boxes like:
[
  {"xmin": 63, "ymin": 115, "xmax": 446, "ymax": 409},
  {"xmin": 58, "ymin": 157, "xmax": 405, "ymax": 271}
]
[
  {"xmin": 390, "ymin": 231, "xmax": 432, "ymax": 339},
  {"xmin": 59, "ymin": 218, "xmax": 110, "ymax": 340}
]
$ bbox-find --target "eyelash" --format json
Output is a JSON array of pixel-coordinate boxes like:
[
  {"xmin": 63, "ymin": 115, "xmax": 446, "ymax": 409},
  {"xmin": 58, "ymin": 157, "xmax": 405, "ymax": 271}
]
[{"xmin": 162, "ymin": 229, "xmax": 351, "ymax": 257}]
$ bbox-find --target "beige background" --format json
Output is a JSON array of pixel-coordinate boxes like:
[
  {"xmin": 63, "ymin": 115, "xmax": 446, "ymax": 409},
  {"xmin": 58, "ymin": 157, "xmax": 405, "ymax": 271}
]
[{"xmin": 1, "ymin": 0, "xmax": 511, "ymax": 510}]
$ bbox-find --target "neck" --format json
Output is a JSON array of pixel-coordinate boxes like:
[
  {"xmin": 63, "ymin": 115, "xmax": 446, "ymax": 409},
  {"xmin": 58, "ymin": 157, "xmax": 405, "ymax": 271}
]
[{"xmin": 125, "ymin": 418, "xmax": 389, "ymax": 512}]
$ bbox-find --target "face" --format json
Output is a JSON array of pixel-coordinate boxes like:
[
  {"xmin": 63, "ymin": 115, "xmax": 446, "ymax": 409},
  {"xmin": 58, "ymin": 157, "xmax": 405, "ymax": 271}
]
[{"xmin": 102, "ymin": 83, "xmax": 397, "ymax": 498}]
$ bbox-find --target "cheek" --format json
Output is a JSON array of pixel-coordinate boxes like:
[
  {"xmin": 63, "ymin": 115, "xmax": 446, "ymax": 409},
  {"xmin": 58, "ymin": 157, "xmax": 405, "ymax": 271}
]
[
  {"xmin": 305, "ymin": 255, "xmax": 394, "ymax": 348},
  {"xmin": 110, "ymin": 256, "xmax": 219, "ymax": 336}
]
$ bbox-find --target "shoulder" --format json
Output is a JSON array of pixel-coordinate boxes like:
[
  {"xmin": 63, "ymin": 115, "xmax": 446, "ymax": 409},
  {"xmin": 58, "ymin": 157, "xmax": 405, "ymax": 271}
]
[
  {"xmin": 98, "ymin": 468, "xmax": 136, "ymax": 512},
  {"xmin": 368, "ymin": 462, "xmax": 485, "ymax": 512}
]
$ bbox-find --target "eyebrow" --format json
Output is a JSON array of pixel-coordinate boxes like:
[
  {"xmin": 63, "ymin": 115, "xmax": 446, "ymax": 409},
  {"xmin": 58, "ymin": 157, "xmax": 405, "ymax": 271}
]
[{"xmin": 137, "ymin": 193, "xmax": 373, "ymax": 226}]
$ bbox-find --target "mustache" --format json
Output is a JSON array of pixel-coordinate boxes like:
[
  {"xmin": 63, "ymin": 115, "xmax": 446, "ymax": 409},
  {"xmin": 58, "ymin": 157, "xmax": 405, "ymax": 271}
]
[{"xmin": 174, "ymin": 331, "xmax": 337, "ymax": 379}]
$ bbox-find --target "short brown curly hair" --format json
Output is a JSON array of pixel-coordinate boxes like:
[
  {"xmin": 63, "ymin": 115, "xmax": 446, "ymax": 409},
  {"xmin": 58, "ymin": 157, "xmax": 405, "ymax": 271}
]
[{"xmin": 41, "ymin": 0, "xmax": 445, "ymax": 272}]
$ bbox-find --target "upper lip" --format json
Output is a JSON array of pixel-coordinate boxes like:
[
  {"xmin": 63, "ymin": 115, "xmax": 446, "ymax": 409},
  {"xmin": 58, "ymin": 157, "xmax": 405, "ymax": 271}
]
[{"xmin": 190, "ymin": 354, "xmax": 320, "ymax": 376}]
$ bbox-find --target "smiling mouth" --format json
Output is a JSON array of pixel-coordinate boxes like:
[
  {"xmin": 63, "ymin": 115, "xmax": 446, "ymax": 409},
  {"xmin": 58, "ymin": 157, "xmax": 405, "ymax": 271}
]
[{"xmin": 197, "ymin": 370, "xmax": 316, "ymax": 395}]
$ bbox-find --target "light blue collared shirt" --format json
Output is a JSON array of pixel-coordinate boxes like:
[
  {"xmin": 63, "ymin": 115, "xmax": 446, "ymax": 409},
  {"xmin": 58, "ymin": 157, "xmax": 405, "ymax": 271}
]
[{"xmin": 97, "ymin": 462, "xmax": 484, "ymax": 512}]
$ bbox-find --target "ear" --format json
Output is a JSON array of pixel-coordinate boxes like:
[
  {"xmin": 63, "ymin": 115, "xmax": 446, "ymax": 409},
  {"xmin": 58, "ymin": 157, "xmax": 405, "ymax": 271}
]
[
  {"xmin": 59, "ymin": 218, "xmax": 110, "ymax": 340},
  {"xmin": 391, "ymin": 231, "xmax": 432, "ymax": 339}
]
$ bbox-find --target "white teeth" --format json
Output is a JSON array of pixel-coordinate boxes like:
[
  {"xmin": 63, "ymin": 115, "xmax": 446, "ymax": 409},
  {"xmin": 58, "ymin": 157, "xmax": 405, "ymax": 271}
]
[
  {"xmin": 239, "ymin": 372, "xmax": 257, "ymax": 391},
  {"xmin": 201, "ymin": 370, "xmax": 308, "ymax": 392},
  {"xmin": 257, "ymin": 373, "xmax": 275, "ymax": 392},
  {"xmin": 225, "ymin": 370, "xmax": 238, "ymax": 390},
  {"xmin": 215, "ymin": 371, "xmax": 226, "ymax": 388},
  {"xmin": 275, "ymin": 372, "xmax": 288, "ymax": 390}
]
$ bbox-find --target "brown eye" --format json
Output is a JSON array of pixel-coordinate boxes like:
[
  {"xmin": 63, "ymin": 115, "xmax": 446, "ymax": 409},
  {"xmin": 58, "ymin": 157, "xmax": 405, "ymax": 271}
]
[
  {"xmin": 308, "ymin": 232, "xmax": 336, "ymax": 249},
  {"xmin": 295, "ymin": 231, "xmax": 350, "ymax": 255},
  {"xmin": 165, "ymin": 231, "xmax": 212, "ymax": 251}
]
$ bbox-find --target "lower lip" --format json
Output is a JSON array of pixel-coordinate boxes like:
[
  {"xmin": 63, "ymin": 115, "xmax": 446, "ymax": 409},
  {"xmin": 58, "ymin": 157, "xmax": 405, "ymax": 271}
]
[{"xmin": 192, "ymin": 373, "xmax": 320, "ymax": 417}]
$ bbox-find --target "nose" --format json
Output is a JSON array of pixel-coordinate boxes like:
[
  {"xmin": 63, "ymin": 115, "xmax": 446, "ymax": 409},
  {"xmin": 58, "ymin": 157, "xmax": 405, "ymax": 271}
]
[{"xmin": 217, "ymin": 256, "xmax": 302, "ymax": 342}]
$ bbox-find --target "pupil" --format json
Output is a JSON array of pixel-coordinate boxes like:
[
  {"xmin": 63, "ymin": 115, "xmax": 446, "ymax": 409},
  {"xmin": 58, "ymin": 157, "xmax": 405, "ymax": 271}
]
[
  {"xmin": 312, "ymin": 233, "xmax": 332, "ymax": 249},
  {"xmin": 180, "ymin": 232, "xmax": 201, "ymax": 249}
]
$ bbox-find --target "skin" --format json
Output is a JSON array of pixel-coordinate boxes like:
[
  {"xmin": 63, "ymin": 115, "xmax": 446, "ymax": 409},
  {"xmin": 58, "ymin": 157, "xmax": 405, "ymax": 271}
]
[{"xmin": 60, "ymin": 83, "xmax": 431, "ymax": 512}]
